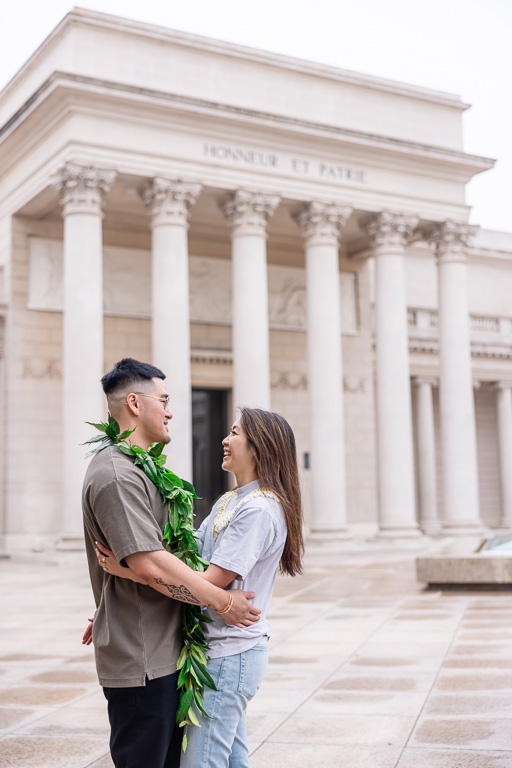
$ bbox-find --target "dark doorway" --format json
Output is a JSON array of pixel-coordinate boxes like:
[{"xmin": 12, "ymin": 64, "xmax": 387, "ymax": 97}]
[{"xmin": 192, "ymin": 389, "xmax": 229, "ymax": 527}]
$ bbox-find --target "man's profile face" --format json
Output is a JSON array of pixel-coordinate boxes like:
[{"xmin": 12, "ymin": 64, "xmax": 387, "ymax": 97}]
[{"xmin": 135, "ymin": 377, "xmax": 172, "ymax": 446}]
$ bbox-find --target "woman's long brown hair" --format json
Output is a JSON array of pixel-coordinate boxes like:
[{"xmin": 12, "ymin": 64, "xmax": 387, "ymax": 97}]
[{"xmin": 240, "ymin": 407, "xmax": 304, "ymax": 577}]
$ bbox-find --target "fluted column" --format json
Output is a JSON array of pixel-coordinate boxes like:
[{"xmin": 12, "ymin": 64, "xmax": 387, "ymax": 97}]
[
  {"xmin": 428, "ymin": 222, "xmax": 482, "ymax": 533},
  {"xmin": 413, "ymin": 377, "xmax": 440, "ymax": 536},
  {"xmin": 295, "ymin": 202, "xmax": 351, "ymax": 536},
  {"xmin": 54, "ymin": 163, "xmax": 116, "ymax": 546},
  {"xmin": 364, "ymin": 212, "xmax": 420, "ymax": 536},
  {"xmin": 491, "ymin": 382, "xmax": 512, "ymax": 529},
  {"xmin": 142, "ymin": 178, "xmax": 201, "ymax": 482},
  {"xmin": 223, "ymin": 190, "xmax": 279, "ymax": 410}
]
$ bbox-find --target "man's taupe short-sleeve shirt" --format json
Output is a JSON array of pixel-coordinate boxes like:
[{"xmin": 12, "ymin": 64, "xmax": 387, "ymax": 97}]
[{"xmin": 82, "ymin": 445, "xmax": 182, "ymax": 687}]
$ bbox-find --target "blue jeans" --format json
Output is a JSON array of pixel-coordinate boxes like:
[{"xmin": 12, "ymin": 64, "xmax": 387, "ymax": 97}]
[{"xmin": 180, "ymin": 637, "xmax": 268, "ymax": 768}]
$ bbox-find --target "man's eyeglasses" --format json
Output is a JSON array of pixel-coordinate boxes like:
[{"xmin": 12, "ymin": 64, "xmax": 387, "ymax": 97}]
[{"xmin": 132, "ymin": 393, "xmax": 170, "ymax": 408}]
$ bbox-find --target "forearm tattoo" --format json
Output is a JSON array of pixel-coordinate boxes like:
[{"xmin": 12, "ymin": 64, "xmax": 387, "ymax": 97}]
[{"xmin": 154, "ymin": 578, "xmax": 200, "ymax": 604}]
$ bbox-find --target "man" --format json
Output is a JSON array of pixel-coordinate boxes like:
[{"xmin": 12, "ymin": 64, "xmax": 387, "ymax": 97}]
[{"xmin": 82, "ymin": 358, "xmax": 260, "ymax": 768}]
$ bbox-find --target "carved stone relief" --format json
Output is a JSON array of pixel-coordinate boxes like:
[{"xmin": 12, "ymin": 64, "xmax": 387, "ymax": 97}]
[
  {"xmin": 27, "ymin": 238, "xmax": 359, "ymax": 332},
  {"xmin": 270, "ymin": 372, "xmax": 367, "ymax": 392},
  {"xmin": 22, "ymin": 358, "xmax": 62, "ymax": 379},
  {"xmin": 103, "ymin": 247, "xmax": 151, "ymax": 318},
  {"xmin": 189, "ymin": 257, "xmax": 231, "ymax": 324},
  {"xmin": 28, "ymin": 238, "xmax": 64, "ymax": 311}
]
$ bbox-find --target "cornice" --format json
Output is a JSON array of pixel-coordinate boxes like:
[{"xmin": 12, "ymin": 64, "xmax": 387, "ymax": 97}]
[
  {"xmin": 1, "ymin": 7, "xmax": 472, "ymax": 111},
  {"xmin": 0, "ymin": 72, "xmax": 495, "ymax": 179},
  {"xmin": 409, "ymin": 338, "xmax": 512, "ymax": 361}
]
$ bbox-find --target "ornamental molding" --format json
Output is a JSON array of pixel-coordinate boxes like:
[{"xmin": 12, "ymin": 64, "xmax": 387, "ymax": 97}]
[
  {"xmin": 52, "ymin": 163, "xmax": 116, "ymax": 216},
  {"xmin": 293, "ymin": 201, "xmax": 352, "ymax": 245},
  {"xmin": 222, "ymin": 190, "xmax": 280, "ymax": 236},
  {"xmin": 190, "ymin": 349, "xmax": 232, "ymax": 365},
  {"xmin": 141, "ymin": 177, "xmax": 202, "ymax": 227},
  {"xmin": 363, "ymin": 211, "xmax": 418, "ymax": 249},
  {"xmin": 408, "ymin": 340, "xmax": 438, "ymax": 355}
]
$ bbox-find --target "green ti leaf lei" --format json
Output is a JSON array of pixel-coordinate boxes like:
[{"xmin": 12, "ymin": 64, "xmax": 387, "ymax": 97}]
[{"xmin": 84, "ymin": 415, "xmax": 215, "ymax": 752}]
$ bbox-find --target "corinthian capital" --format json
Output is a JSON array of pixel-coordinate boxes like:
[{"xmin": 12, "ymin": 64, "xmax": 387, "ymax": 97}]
[
  {"xmin": 426, "ymin": 221, "xmax": 478, "ymax": 263},
  {"xmin": 53, "ymin": 163, "xmax": 116, "ymax": 216},
  {"xmin": 222, "ymin": 190, "xmax": 280, "ymax": 237},
  {"xmin": 141, "ymin": 178, "xmax": 202, "ymax": 227},
  {"xmin": 294, "ymin": 201, "xmax": 352, "ymax": 246},
  {"xmin": 363, "ymin": 211, "xmax": 418, "ymax": 249}
]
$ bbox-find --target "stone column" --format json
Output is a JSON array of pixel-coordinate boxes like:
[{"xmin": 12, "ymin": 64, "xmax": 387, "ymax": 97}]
[
  {"xmin": 428, "ymin": 222, "xmax": 482, "ymax": 533},
  {"xmin": 364, "ymin": 212, "xmax": 420, "ymax": 536},
  {"xmin": 491, "ymin": 382, "xmax": 512, "ymax": 529},
  {"xmin": 413, "ymin": 377, "xmax": 440, "ymax": 536},
  {"xmin": 223, "ymin": 190, "xmax": 279, "ymax": 410},
  {"xmin": 294, "ymin": 202, "xmax": 351, "ymax": 536},
  {"xmin": 142, "ymin": 178, "xmax": 201, "ymax": 482},
  {"xmin": 54, "ymin": 163, "xmax": 116, "ymax": 547},
  {"xmin": 0, "ymin": 317, "xmax": 6, "ymax": 557}
]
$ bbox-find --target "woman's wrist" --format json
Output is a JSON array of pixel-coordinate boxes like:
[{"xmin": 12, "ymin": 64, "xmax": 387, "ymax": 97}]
[{"xmin": 215, "ymin": 590, "xmax": 233, "ymax": 615}]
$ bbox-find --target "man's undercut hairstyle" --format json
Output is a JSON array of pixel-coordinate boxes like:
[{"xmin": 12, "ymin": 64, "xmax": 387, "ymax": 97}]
[{"xmin": 101, "ymin": 358, "xmax": 166, "ymax": 397}]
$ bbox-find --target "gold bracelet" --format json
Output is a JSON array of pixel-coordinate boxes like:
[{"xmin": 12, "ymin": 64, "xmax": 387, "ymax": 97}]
[{"xmin": 216, "ymin": 591, "xmax": 233, "ymax": 615}]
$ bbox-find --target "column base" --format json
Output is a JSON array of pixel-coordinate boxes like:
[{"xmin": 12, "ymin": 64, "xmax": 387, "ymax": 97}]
[
  {"xmin": 420, "ymin": 521, "xmax": 442, "ymax": 537},
  {"xmin": 57, "ymin": 534, "xmax": 85, "ymax": 551},
  {"xmin": 308, "ymin": 527, "xmax": 352, "ymax": 542},
  {"xmin": 440, "ymin": 522, "xmax": 485, "ymax": 537},
  {"xmin": 494, "ymin": 520, "xmax": 512, "ymax": 532},
  {"xmin": 376, "ymin": 526, "xmax": 422, "ymax": 539}
]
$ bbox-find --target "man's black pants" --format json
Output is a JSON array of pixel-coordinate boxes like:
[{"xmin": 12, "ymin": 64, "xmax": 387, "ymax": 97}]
[{"xmin": 103, "ymin": 672, "xmax": 182, "ymax": 768}]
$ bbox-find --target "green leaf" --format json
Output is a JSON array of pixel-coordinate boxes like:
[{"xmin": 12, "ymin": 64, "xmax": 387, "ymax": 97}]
[
  {"xmin": 182, "ymin": 478, "xmax": 199, "ymax": 497},
  {"xmin": 176, "ymin": 646, "xmax": 189, "ymax": 671},
  {"xmin": 190, "ymin": 645, "xmax": 208, "ymax": 665},
  {"xmin": 182, "ymin": 731, "xmax": 188, "ymax": 753},
  {"xmin": 176, "ymin": 687, "xmax": 194, "ymax": 725},
  {"xmin": 192, "ymin": 688, "xmax": 211, "ymax": 718},
  {"xmin": 117, "ymin": 444, "xmax": 136, "ymax": 456},
  {"xmin": 83, "ymin": 433, "xmax": 110, "ymax": 445},
  {"xmin": 148, "ymin": 442, "xmax": 164, "ymax": 457},
  {"xmin": 190, "ymin": 656, "xmax": 216, "ymax": 690},
  {"xmin": 108, "ymin": 414, "xmax": 120, "ymax": 435},
  {"xmin": 188, "ymin": 707, "xmax": 200, "ymax": 727},
  {"xmin": 162, "ymin": 469, "xmax": 184, "ymax": 487},
  {"xmin": 118, "ymin": 428, "xmax": 135, "ymax": 441},
  {"xmin": 177, "ymin": 665, "xmax": 188, "ymax": 689},
  {"xmin": 85, "ymin": 421, "xmax": 108, "ymax": 432}
]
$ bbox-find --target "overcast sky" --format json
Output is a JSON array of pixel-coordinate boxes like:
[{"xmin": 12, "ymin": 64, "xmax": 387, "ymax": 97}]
[{"xmin": 1, "ymin": 0, "xmax": 510, "ymax": 233}]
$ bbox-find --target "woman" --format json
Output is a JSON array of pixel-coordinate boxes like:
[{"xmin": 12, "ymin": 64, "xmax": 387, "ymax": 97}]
[{"xmin": 97, "ymin": 407, "xmax": 304, "ymax": 767}]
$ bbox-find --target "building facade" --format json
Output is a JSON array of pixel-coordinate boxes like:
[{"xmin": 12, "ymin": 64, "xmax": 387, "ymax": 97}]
[{"xmin": 0, "ymin": 8, "xmax": 510, "ymax": 554}]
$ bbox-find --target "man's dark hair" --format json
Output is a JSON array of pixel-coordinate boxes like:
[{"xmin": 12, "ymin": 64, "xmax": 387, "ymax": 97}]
[{"xmin": 101, "ymin": 358, "xmax": 166, "ymax": 396}]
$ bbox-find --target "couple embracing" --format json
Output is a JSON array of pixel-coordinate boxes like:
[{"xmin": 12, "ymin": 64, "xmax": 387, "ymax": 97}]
[{"xmin": 81, "ymin": 358, "xmax": 304, "ymax": 768}]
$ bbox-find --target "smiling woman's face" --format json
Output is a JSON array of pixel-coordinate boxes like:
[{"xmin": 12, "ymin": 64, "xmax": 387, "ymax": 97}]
[{"xmin": 221, "ymin": 419, "xmax": 257, "ymax": 480}]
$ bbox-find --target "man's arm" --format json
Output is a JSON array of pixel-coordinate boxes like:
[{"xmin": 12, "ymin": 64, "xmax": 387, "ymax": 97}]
[
  {"xmin": 125, "ymin": 550, "xmax": 260, "ymax": 626},
  {"xmin": 200, "ymin": 563, "xmax": 239, "ymax": 588}
]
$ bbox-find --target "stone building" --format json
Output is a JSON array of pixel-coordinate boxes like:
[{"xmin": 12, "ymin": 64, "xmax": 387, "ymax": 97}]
[{"xmin": 0, "ymin": 7, "xmax": 510, "ymax": 554}]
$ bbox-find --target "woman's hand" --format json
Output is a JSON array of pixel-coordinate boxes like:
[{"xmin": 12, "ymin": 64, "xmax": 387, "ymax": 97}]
[
  {"xmin": 223, "ymin": 590, "xmax": 261, "ymax": 627},
  {"xmin": 96, "ymin": 541, "xmax": 148, "ymax": 584},
  {"xmin": 82, "ymin": 619, "xmax": 93, "ymax": 646}
]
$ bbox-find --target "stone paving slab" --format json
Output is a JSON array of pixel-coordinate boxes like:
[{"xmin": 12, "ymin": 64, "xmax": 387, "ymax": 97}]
[{"xmin": 1, "ymin": 539, "xmax": 512, "ymax": 766}]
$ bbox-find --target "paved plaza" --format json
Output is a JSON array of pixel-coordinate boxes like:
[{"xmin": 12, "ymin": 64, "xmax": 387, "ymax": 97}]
[{"xmin": 2, "ymin": 538, "xmax": 512, "ymax": 767}]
